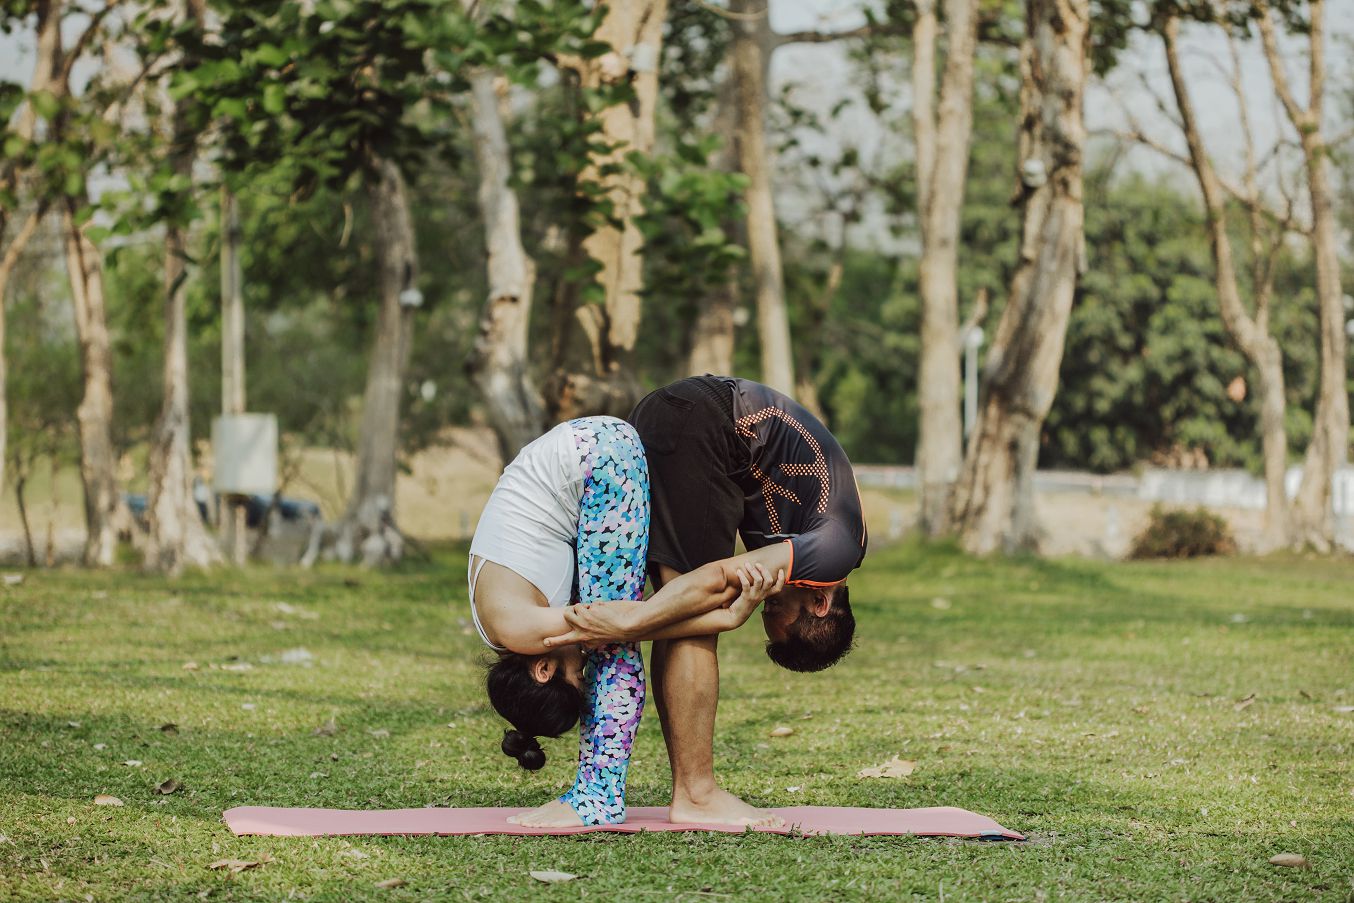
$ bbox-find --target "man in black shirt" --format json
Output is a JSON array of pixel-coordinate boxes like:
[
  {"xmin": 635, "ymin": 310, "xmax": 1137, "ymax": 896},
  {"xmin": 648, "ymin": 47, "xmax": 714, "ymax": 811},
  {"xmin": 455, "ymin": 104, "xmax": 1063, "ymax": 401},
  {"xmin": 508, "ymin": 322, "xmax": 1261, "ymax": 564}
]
[
  {"xmin": 635, "ymin": 375, "xmax": 866, "ymax": 659},
  {"xmin": 550, "ymin": 375, "xmax": 866, "ymax": 826}
]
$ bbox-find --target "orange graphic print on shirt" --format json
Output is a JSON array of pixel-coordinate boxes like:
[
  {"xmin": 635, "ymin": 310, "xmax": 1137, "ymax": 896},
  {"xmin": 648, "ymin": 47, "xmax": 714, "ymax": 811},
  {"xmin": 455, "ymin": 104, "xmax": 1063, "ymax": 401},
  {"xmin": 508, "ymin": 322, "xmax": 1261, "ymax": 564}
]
[
  {"xmin": 727, "ymin": 379, "xmax": 866, "ymax": 586},
  {"xmin": 735, "ymin": 407, "xmax": 831, "ymax": 534}
]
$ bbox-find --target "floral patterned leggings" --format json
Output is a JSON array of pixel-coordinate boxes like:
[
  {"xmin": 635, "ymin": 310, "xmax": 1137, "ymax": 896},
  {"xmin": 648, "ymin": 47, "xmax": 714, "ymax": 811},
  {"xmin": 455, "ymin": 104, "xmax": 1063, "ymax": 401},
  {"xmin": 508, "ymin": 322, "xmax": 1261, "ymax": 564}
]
[{"xmin": 560, "ymin": 417, "xmax": 650, "ymax": 825}]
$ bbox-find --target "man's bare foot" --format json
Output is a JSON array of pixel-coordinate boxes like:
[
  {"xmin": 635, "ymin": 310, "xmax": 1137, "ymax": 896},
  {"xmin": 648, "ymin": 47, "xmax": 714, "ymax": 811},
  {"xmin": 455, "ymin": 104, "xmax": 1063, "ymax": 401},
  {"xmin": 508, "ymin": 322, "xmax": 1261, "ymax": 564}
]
[
  {"xmin": 669, "ymin": 787, "xmax": 784, "ymax": 828},
  {"xmin": 507, "ymin": 799, "xmax": 585, "ymax": 828}
]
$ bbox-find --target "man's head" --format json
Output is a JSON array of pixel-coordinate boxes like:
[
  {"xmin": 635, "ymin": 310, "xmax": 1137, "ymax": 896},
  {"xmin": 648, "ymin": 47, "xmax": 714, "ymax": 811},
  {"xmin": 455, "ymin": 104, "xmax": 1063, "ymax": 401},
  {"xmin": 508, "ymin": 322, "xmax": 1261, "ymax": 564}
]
[{"xmin": 761, "ymin": 581, "xmax": 855, "ymax": 672}]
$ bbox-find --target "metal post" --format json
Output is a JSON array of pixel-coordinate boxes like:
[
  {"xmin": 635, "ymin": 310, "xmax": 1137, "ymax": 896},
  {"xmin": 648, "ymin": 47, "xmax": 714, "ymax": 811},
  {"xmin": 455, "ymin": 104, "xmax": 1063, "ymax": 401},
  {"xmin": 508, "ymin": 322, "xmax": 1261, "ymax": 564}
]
[
  {"xmin": 221, "ymin": 187, "xmax": 248, "ymax": 565},
  {"xmin": 963, "ymin": 326, "xmax": 984, "ymax": 438}
]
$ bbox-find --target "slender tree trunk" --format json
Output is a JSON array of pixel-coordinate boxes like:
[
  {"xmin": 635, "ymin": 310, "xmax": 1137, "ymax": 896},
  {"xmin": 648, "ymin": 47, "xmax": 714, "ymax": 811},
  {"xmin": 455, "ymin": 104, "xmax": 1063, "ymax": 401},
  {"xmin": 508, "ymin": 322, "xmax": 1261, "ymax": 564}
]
[
  {"xmin": 145, "ymin": 0, "xmax": 220, "ymax": 574},
  {"xmin": 1160, "ymin": 16, "xmax": 1290, "ymax": 550},
  {"xmin": 794, "ymin": 258, "xmax": 842, "ymax": 423},
  {"xmin": 1257, "ymin": 0, "xmax": 1347, "ymax": 550},
  {"xmin": 220, "ymin": 186, "xmax": 249, "ymax": 565},
  {"xmin": 729, "ymin": 0, "xmax": 793, "ymax": 396},
  {"xmin": 915, "ymin": 0, "xmax": 980, "ymax": 536},
  {"xmin": 1, "ymin": 206, "xmax": 48, "ymax": 502},
  {"xmin": 44, "ymin": 452, "xmax": 58, "ymax": 567},
  {"xmin": 687, "ymin": 279, "xmax": 737, "ymax": 377},
  {"xmin": 15, "ymin": 468, "xmax": 37, "ymax": 567},
  {"xmin": 336, "ymin": 157, "xmax": 419, "ymax": 566},
  {"xmin": 686, "ymin": 72, "xmax": 739, "ymax": 378},
  {"xmin": 948, "ymin": 0, "xmax": 1090, "ymax": 554},
  {"xmin": 1, "ymin": 0, "xmax": 61, "ymax": 502},
  {"xmin": 61, "ymin": 196, "xmax": 121, "ymax": 566},
  {"xmin": 551, "ymin": 0, "xmax": 668, "ymax": 420},
  {"xmin": 467, "ymin": 71, "xmax": 545, "ymax": 465}
]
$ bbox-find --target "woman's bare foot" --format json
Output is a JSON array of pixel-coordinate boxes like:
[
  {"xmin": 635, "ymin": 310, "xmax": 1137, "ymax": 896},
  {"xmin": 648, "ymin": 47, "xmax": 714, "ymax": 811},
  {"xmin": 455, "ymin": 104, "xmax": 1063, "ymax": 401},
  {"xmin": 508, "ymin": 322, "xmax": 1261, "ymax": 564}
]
[
  {"xmin": 507, "ymin": 799, "xmax": 585, "ymax": 828},
  {"xmin": 669, "ymin": 787, "xmax": 784, "ymax": 828}
]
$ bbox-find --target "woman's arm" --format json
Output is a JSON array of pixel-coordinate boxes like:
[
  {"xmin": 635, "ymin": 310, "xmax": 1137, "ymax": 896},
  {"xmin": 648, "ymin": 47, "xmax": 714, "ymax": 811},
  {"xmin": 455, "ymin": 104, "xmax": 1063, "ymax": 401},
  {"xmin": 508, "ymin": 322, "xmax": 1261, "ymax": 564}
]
[
  {"xmin": 547, "ymin": 565, "xmax": 784, "ymax": 647},
  {"xmin": 493, "ymin": 606, "xmax": 570, "ymax": 655},
  {"xmin": 542, "ymin": 544, "xmax": 793, "ymax": 648}
]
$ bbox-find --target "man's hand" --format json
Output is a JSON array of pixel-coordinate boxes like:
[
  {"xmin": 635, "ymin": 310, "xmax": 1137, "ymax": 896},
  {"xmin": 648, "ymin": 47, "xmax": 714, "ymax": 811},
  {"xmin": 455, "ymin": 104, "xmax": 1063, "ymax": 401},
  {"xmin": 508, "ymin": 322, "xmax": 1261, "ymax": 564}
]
[
  {"xmin": 542, "ymin": 600, "xmax": 640, "ymax": 649},
  {"xmin": 726, "ymin": 564, "xmax": 785, "ymax": 627}
]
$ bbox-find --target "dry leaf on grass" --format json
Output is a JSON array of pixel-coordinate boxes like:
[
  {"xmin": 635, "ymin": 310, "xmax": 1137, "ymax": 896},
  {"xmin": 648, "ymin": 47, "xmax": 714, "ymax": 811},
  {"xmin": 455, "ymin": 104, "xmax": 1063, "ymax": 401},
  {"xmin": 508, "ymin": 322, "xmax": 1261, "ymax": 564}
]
[
  {"xmin": 1268, "ymin": 853, "xmax": 1309, "ymax": 868},
  {"xmin": 375, "ymin": 878, "xmax": 406, "ymax": 889},
  {"xmin": 1234, "ymin": 693, "xmax": 1257, "ymax": 712},
  {"xmin": 858, "ymin": 757, "xmax": 917, "ymax": 779},
  {"xmin": 182, "ymin": 662, "xmax": 199, "ymax": 671},
  {"xmin": 93, "ymin": 794, "xmax": 123, "ymax": 807},
  {"xmin": 314, "ymin": 719, "xmax": 339, "ymax": 737},
  {"xmin": 122, "ymin": 760, "xmax": 143, "ymax": 768},
  {"xmin": 207, "ymin": 853, "xmax": 272, "ymax": 874},
  {"xmin": 530, "ymin": 870, "xmax": 578, "ymax": 884},
  {"xmin": 156, "ymin": 778, "xmax": 181, "ymax": 795},
  {"xmin": 221, "ymin": 662, "xmax": 253, "ymax": 673},
  {"xmin": 2, "ymin": 573, "xmax": 24, "ymax": 586},
  {"xmin": 1333, "ymin": 706, "xmax": 1354, "ymax": 714},
  {"xmin": 769, "ymin": 726, "xmax": 794, "ymax": 738}
]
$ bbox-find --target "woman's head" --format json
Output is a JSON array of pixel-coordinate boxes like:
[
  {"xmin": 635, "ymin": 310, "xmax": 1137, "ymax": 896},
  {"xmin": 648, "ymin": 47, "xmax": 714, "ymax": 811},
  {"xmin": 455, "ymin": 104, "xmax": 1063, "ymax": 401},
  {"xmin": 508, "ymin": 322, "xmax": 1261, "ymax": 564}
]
[{"xmin": 485, "ymin": 648, "xmax": 585, "ymax": 770}]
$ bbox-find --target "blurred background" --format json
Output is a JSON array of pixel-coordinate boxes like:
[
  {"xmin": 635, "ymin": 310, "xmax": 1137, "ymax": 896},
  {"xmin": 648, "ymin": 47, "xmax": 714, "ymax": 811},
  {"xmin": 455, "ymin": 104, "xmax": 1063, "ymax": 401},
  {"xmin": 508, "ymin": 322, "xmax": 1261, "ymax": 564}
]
[{"xmin": 1, "ymin": 0, "xmax": 1352, "ymax": 572}]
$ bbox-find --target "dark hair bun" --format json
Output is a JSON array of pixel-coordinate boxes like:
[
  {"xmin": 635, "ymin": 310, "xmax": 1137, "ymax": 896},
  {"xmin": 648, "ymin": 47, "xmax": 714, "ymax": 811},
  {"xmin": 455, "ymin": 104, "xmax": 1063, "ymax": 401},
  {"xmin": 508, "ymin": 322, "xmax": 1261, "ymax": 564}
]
[{"xmin": 501, "ymin": 729, "xmax": 546, "ymax": 771}]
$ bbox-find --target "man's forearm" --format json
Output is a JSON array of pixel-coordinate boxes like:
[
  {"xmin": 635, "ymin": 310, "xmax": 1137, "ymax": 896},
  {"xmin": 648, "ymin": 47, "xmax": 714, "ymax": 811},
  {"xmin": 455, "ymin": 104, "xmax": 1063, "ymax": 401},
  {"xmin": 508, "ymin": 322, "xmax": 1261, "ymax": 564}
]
[
  {"xmin": 626, "ymin": 564, "xmax": 737, "ymax": 637},
  {"xmin": 638, "ymin": 607, "xmax": 737, "ymax": 642}
]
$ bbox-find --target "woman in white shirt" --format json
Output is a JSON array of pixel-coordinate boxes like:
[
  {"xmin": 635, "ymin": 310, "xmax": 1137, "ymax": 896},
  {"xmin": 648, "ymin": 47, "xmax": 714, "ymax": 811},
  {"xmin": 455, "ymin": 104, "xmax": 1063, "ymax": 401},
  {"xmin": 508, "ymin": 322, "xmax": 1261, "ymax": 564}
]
[{"xmin": 469, "ymin": 416, "xmax": 778, "ymax": 828}]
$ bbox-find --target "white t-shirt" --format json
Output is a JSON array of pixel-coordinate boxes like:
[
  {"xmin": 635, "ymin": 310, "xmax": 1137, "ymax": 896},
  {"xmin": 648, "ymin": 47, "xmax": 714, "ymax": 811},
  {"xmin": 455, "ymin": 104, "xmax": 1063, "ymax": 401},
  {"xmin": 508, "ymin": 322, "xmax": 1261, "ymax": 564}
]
[{"xmin": 467, "ymin": 420, "xmax": 586, "ymax": 650}]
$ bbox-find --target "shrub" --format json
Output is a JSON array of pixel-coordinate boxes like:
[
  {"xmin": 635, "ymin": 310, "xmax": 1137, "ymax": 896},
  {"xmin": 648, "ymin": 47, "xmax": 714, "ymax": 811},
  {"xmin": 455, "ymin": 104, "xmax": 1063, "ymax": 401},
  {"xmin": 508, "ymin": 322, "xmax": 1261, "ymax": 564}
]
[{"xmin": 1129, "ymin": 505, "xmax": 1237, "ymax": 559}]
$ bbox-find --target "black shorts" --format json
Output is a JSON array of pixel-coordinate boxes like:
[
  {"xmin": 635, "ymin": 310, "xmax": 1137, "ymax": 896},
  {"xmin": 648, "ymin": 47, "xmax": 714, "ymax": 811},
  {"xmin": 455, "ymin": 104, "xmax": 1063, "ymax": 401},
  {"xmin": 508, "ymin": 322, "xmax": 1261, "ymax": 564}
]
[{"xmin": 629, "ymin": 376, "xmax": 749, "ymax": 577}]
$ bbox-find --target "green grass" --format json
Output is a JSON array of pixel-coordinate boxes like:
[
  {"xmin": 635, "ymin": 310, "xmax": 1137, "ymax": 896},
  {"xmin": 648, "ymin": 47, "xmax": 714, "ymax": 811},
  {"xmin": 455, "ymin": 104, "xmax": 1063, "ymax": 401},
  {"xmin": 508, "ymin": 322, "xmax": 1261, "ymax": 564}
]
[{"xmin": 1, "ymin": 543, "xmax": 1351, "ymax": 901}]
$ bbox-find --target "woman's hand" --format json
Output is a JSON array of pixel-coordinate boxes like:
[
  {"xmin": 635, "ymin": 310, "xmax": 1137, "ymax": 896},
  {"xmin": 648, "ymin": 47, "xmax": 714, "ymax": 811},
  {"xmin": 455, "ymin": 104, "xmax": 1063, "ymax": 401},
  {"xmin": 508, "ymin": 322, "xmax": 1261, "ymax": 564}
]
[
  {"xmin": 542, "ymin": 600, "xmax": 640, "ymax": 649},
  {"xmin": 726, "ymin": 564, "xmax": 785, "ymax": 627}
]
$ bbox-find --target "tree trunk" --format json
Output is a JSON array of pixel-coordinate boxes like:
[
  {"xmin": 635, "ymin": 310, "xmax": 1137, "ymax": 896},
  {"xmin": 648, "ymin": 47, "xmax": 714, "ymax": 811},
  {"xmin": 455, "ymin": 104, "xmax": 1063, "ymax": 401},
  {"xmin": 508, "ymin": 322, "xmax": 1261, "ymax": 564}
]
[
  {"xmin": 61, "ymin": 196, "xmax": 121, "ymax": 566},
  {"xmin": 1160, "ymin": 16, "xmax": 1290, "ymax": 551},
  {"xmin": 686, "ymin": 69, "xmax": 740, "ymax": 378},
  {"xmin": 687, "ymin": 278, "xmax": 737, "ymax": 377},
  {"xmin": 44, "ymin": 453, "xmax": 58, "ymax": 567},
  {"xmin": 1257, "ymin": 0, "xmax": 1348, "ymax": 550},
  {"xmin": 145, "ymin": 0, "xmax": 221, "ymax": 574},
  {"xmin": 914, "ymin": 0, "xmax": 980, "ymax": 536},
  {"xmin": 467, "ymin": 71, "xmax": 545, "ymax": 465},
  {"xmin": 220, "ymin": 186, "xmax": 249, "ymax": 565},
  {"xmin": 335, "ymin": 157, "xmax": 419, "ymax": 566},
  {"xmin": 948, "ymin": 0, "xmax": 1089, "ymax": 555},
  {"xmin": 14, "ymin": 468, "xmax": 37, "ymax": 568},
  {"xmin": 794, "ymin": 258, "xmax": 842, "ymax": 423},
  {"xmin": 1, "ymin": 0, "xmax": 61, "ymax": 503},
  {"xmin": 730, "ymin": 0, "xmax": 794, "ymax": 396},
  {"xmin": 551, "ymin": 0, "xmax": 668, "ymax": 420},
  {"xmin": 1, "ymin": 207, "xmax": 48, "ymax": 503}
]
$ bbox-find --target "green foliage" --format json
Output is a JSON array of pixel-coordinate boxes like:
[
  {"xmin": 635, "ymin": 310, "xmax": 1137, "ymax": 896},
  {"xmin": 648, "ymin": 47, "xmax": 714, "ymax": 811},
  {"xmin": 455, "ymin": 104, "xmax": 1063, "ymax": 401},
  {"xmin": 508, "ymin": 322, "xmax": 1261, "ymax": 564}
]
[
  {"xmin": 1129, "ymin": 505, "xmax": 1237, "ymax": 559},
  {"xmin": 3, "ymin": 294, "xmax": 83, "ymax": 474},
  {"xmin": 634, "ymin": 135, "xmax": 748, "ymax": 339},
  {"xmin": 181, "ymin": 0, "xmax": 599, "ymax": 197}
]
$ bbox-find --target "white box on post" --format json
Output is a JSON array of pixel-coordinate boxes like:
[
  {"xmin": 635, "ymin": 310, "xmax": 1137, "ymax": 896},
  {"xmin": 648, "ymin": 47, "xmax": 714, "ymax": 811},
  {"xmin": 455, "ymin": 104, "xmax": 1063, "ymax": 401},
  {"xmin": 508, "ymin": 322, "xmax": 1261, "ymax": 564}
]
[{"xmin": 213, "ymin": 414, "xmax": 278, "ymax": 496}]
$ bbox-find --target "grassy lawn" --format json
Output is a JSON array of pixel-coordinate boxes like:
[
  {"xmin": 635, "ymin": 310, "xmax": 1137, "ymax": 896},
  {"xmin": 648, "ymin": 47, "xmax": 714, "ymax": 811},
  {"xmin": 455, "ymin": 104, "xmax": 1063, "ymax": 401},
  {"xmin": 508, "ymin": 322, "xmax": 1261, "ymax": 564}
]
[{"xmin": 1, "ymin": 542, "xmax": 1350, "ymax": 901}]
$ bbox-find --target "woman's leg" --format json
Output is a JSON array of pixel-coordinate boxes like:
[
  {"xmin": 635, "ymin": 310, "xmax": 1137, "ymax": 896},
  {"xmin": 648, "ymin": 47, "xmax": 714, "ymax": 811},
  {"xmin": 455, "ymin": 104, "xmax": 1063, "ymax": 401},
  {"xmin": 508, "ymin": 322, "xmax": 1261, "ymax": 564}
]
[{"xmin": 558, "ymin": 417, "xmax": 650, "ymax": 825}]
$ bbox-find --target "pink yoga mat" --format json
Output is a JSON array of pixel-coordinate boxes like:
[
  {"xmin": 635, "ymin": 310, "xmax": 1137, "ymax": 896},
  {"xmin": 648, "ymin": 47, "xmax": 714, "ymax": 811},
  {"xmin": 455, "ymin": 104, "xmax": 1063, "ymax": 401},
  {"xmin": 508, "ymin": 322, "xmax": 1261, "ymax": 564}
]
[{"xmin": 224, "ymin": 805, "xmax": 1023, "ymax": 840}]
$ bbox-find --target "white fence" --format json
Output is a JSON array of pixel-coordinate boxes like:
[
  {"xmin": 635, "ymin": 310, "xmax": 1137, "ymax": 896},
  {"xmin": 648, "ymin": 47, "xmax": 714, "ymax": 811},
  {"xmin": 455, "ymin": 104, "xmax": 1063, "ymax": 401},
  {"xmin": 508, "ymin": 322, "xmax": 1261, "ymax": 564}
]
[{"xmin": 856, "ymin": 464, "xmax": 1354, "ymax": 548}]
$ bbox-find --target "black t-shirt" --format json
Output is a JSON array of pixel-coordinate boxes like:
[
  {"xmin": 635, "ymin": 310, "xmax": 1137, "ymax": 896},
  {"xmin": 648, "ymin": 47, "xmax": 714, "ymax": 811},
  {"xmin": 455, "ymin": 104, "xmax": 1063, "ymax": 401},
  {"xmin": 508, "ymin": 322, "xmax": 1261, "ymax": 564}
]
[{"xmin": 727, "ymin": 379, "xmax": 867, "ymax": 586}]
